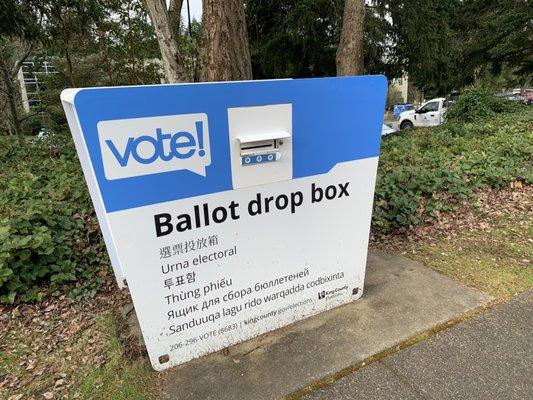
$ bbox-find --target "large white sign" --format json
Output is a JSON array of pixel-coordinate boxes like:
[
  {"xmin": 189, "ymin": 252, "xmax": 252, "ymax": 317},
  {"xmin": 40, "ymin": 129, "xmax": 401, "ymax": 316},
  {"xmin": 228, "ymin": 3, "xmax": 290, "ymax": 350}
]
[{"xmin": 62, "ymin": 77, "xmax": 387, "ymax": 370}]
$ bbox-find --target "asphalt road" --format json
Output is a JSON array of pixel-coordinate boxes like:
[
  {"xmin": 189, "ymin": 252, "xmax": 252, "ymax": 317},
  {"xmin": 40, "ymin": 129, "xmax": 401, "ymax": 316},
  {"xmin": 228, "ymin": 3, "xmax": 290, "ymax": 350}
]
[{"xmin": 305, "ymin": 291, "xmax": 533, "ymax": 400}]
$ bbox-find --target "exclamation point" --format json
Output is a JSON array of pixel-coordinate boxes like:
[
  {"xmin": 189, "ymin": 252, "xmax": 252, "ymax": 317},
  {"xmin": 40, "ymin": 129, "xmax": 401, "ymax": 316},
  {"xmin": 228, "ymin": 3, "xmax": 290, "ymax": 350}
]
[{"xmin": 195, "ymin": 121, "xmax": 205, "ymax": 157}]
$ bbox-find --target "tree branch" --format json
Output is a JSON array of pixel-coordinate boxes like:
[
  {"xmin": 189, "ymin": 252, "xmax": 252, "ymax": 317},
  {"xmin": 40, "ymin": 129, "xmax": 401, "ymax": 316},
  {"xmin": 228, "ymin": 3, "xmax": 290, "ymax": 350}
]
[
  {"xmin": 0, "ymin": 86, "xmax": 12, "ymax": 96},
  {"xmin": 11, "ymin": 42, "xmax": 34, "ymax": 78},
  {"xmin": 18, "ymin": 102, "xmax": 51, "ymax": 123}
]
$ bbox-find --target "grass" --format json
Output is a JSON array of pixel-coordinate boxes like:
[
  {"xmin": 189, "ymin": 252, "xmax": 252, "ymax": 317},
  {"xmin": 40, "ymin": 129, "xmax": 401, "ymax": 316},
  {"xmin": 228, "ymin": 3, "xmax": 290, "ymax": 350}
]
[
  {"xmin": 0, "ymin": 309, "xmax": 158, "ymax": 400},
  {"xmin": 293, "ymin": 189, "xmax": 533, "ymax": 398},
  {"xmin": 77, "ymin": 313, "xmax": 157, "ymax": 400},
  {"xmin": 408, "ymin": 211, "xmax": 532, "ymax": 299}
]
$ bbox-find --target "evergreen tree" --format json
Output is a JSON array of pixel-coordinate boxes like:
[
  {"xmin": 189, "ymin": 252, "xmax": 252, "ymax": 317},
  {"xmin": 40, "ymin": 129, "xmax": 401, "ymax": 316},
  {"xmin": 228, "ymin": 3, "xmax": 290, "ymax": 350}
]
[
  {"xmin": 385, "ymin": 0, "xmax": 465, "ymax": 96},
  {"xmin": 463, "ymin": 0, "xmax": 532, "ymax": 86},
  {"xmin": 246, "ymin": 0, "xmax": 398, "ymax": 79}
]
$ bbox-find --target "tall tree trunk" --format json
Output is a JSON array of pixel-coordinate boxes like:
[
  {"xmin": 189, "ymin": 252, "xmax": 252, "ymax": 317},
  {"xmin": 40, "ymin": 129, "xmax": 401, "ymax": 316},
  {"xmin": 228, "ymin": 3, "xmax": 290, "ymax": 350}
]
[
  {"xmin": 64, "ymin": 48, "xmax": 76, "ymax": 87},
  {"xmin": 202, "ymin": 0, "xmax": 252, "ymax": 81},
  {"xmin": 168, "ymin": 0, "xmax": 184, "ymax": 39},
  {"xmin": 97, "ymin": 24, "xmax": 115, "ymax": 85},
  {"xmin": 144, "ymin": 0, "xmax": 187, "ymax": 83},
  {"xmin": 0, "ymin": 58, "xmax": 23, "ymax": 143},
  {"xmin": 336, "ymin": 0, "xmax": 365, "ymax": 76}
]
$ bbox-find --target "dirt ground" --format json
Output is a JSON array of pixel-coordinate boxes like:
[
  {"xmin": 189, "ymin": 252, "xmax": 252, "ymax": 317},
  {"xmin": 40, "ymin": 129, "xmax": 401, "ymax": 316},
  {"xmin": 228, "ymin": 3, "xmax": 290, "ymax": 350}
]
[
  {"xmin": 371, "ymin": 185, "xmax": 532, "ymax": 298},
  {"xmin": 1, "ymin": 185, "xmax": 531, "ymax": 400}
]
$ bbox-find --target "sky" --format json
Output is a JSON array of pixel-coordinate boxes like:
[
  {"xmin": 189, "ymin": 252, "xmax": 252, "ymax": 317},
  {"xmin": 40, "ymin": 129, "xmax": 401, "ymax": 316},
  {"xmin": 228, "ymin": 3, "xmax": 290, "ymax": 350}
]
[{"xmin": 180, "ymin": 0, "xmax": 202, "ymax": 22}]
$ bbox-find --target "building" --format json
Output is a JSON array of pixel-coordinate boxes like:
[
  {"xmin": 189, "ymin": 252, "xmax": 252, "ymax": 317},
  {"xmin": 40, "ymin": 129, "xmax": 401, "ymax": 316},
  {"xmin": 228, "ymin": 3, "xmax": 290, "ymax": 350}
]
[
  {"xmin": 17, "ymin": 59, "xmax": 57, "ymax": 113},
  {"xmin": 389, "ymin": 74, "xmax": 424, "ymax": 105}
]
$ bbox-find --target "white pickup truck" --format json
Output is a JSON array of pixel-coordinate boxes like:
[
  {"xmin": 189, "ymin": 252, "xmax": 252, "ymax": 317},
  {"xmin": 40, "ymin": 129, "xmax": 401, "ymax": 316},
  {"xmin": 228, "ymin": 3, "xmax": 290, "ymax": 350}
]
[{"xmin": 398, "ymin": 97, "xmax": 448, "ymax": 130}]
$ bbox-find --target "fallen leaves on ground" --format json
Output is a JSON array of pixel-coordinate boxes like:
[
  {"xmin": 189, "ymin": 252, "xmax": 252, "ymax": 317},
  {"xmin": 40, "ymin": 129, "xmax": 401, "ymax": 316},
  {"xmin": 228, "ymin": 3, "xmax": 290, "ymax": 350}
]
[
  {"xmin": 371, "ymin": 185, "xmax": 532, "ymax": 297},
  {"xmin": 371, "ymin": 185, "xmax": 532, "ymax": 251},
  {"xmin": 0, "ymin": 276, "xmax": 147, "ymax": 399},
  {"xmin": 1, "ymin": 186, "xmax": 530, "ymax": 398}
]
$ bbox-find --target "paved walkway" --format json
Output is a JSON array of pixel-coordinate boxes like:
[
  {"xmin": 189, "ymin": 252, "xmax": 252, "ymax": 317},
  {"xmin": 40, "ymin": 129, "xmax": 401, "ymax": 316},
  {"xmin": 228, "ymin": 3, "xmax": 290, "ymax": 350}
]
[
  {"xmin": 162, "ymin": 251, "xmax": 491, "ymax": 399},
  {"xmin": 305, "ymin": 291, "xmax": 533, "ymax": 400}
]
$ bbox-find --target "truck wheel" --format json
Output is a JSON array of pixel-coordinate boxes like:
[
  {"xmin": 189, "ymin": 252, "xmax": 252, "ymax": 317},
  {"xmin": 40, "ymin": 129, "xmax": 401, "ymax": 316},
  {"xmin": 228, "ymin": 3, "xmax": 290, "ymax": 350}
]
[{"xmin": 400, "ymin": 120, "xmax": 414, "ymax": 130}]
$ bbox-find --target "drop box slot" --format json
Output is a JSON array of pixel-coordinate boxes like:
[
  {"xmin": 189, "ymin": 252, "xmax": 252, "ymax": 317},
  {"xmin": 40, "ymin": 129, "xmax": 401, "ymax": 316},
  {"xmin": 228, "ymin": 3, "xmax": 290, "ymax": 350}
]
[
  {"xmin": 237, "ymin": 131, "xmax": 289, "ymax": 156},
  {"xmin": 240, "ymin": 139, "xmax": 280, "ymax": 156}
]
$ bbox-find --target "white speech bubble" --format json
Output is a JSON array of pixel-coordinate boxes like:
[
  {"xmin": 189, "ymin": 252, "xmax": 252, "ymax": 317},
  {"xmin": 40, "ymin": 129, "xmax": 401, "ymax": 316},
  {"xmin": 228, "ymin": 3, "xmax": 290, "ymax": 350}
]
[{"xmin": 97, "ymin": 113, "xmax": 211, "ymax": 180}]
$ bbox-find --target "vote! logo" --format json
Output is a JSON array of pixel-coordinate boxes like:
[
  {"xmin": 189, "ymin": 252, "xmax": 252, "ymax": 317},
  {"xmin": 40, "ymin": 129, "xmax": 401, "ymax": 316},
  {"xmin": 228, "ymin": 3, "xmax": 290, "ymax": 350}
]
[{"xmin": 97, "ymin": 113, "xmax": 210, "ymax": 180}]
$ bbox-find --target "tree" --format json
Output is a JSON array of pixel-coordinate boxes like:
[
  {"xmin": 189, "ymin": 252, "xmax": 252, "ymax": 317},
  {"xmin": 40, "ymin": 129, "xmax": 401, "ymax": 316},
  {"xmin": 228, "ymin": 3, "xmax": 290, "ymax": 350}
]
[
  {"xmin": 33, "ymin": 0, "xmax": 164, "ymax": 134},
  {"xmin": 462, "ymin": 0, "xmax": 532, "ymax": 86},
  {"xmin": 246, "ymin": 0, "xmax": 342, "ymax": 79},
  {"xmin": 246, "ymin": 0, "xmax": 397, "ymax": 79},
  {"xmin": 337, "ymin": 0, "xmax": 365, "ymax": 75},
  {"xmin": 37, "ymin": 0, "xmax": 106, "ymax": 88},
  {"xmin": 384, "ymin": 0, "xmax": 464, "ymax": 96},
  {"xmin": 97, "ymin": 0, "xmax": 162, "ymax": 86},
  {"xmin": 364, "ymin": 1, "xmax": 400, "ymax": 78},
  {"xmin": 0, "ymin": 1, "xmax": 42, "ymax": 141},
  {"xmin": 202, "ymin": 0, "xmax": 252, "ymax": 81},
  {"xmin": 168, "ymin": 0, "xmax": 184, "ymax": 38},
  {"xmin": 143, "ymin": 0, "xmax": 187, "ymax": 82},
  {"xmin": 179, "ymin": 18, "xmax": 203, "ymax": 82},
  {"xmin": 374, "ymin": 0, "xmax": 531, "ymax": 95},
  {"xmin": 0, "ymin": 39, "xmax": 33, "ymax": 141}
]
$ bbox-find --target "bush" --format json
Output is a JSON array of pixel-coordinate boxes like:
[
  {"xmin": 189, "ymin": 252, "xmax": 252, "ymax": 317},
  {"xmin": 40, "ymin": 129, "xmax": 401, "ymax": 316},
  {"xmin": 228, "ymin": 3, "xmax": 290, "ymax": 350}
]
[
  {"xmin": 445, "ymin": 87, "xmax": 523, "ymax": 123},
  {"xmin": 0, "ymin": 107, "xmax": 531, "ymax": 303},
  {"xmin": 373, "ymin": 108, "xmax": 533, "ymax": 232},
  {"xmin": 0, "ymin": 135, "xmax": 107, "ymax": 303}
]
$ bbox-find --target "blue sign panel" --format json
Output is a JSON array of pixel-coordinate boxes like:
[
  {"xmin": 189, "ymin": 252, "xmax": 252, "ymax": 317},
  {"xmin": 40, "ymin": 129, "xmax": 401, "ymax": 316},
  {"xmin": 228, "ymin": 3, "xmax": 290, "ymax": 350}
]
[{"xmin": 72, "ymin": 76, "xmax": 386, "ymax": 212}]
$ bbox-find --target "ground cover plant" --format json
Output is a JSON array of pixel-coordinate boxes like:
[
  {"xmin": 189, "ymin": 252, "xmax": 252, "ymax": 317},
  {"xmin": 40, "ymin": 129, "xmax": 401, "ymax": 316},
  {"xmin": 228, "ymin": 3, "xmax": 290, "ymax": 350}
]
[
  {"xmin": 0, "ymin": 107, "xmax": 532, "ymax": 303},
  {"xmin": 0, "ymin": 137, "xmax": 107, "ymax": 304},
  {"xmin": 374, "ymin": 107, "xmax": 532, "ymax": 232},
  {"xmin": 445, "ymin": 88, "xmax": 523, "ymax": 123}
]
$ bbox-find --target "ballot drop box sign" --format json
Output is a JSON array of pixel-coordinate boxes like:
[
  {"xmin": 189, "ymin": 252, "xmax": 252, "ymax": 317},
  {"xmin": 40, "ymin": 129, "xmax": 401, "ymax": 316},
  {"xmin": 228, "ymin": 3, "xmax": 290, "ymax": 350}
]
[{"xmin": 62, "ymin": 76, "xmax": 387, "ymax": 371}]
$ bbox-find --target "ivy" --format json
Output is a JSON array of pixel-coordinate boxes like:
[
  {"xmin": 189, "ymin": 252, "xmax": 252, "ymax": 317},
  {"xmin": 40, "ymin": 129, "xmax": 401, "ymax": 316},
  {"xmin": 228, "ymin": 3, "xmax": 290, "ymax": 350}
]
[
  {"xmin": 0, "ymin": 135, "xmax": 106, "ymax": 303},
  {"xmin": 1, "ymin": 108, "xmax": 531, "ymax": 303},
  {"xmin": 373, "ymin": 108, "xmax": 532, "ymax": 232}
]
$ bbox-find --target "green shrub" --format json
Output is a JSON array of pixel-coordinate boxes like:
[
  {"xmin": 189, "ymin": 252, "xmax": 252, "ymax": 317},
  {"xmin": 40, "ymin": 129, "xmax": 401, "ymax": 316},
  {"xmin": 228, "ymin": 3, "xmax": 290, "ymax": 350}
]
[
  {"xmin": 0, "ymin": 107, "xmax": 531, "ymax": 303},
  {"xmin": 0, "ymin": 135, "xmax": 107, "ymax": 303},
  {"xmin": 445, "ymin": 87, "xmax": 523, "ymax": 123},
  {"xmin": 373, "ymin": 108, "xmax": 533, "ymax": 232}
]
